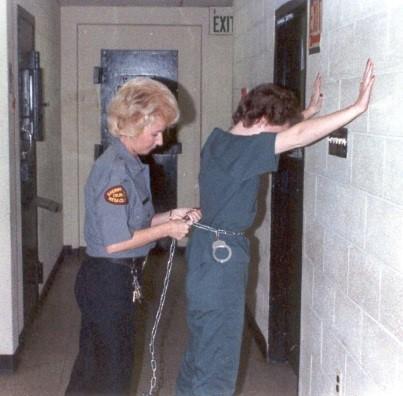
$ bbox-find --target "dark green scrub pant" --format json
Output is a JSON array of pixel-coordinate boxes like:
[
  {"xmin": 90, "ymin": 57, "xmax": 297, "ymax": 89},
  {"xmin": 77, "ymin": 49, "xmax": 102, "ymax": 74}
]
[{"xmin": 176, "ymin": 230, "xmax": 249, "ymax": 396}]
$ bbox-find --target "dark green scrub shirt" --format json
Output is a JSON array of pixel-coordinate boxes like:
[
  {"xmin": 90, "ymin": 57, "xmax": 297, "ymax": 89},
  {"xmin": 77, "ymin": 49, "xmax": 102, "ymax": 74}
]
[{"xmin": 199, "ymin": 127, "xmax": 279, "ymax": 231}]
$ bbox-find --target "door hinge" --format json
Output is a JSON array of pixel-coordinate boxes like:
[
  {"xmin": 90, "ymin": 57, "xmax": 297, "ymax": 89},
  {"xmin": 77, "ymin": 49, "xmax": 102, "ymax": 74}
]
[{"xmin": 93, "ymin": 66, "xmax": 105, "ymax": 84}]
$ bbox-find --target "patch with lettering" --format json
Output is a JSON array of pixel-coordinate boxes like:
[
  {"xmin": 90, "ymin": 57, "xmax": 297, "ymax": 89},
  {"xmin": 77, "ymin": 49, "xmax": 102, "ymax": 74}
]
[{"xmin": 104, "ymin": 185, "xmax": 128, "ymax": 205}]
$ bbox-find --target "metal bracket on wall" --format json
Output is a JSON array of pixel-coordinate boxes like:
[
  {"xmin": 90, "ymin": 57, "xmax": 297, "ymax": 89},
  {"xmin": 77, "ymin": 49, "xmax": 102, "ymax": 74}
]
[
  {"xmin": 93, "ymin": 66, "xmax": 106, "ymax": 84},
  {"xmin": 328, "ymin": 127, "xmax": 348, "ymax": 158}
]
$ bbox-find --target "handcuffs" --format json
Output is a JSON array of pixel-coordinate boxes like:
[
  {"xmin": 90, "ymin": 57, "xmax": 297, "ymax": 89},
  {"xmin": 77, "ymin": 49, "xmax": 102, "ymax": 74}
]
[
  {"xmin": 191, "ymin": 222, "xmax": 244, "ymax": 264},
  {"xmin": 212, "ymin": 235, "xmax": 232, "ymax": 263}
]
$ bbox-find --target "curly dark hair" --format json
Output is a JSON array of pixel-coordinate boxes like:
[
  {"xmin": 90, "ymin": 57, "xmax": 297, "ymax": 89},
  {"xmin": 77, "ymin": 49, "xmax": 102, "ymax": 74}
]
[{"xmin": 232, "ymin": 83, "xmax": 302, "ymax": 127}]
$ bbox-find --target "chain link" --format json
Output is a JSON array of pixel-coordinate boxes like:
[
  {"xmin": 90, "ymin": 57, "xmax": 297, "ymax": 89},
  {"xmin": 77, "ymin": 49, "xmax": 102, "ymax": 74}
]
[
  {"xmin": 144, "ymin": 238, "xmax": 176, "ymax": 396},
  {"xmin": 192, "ymin": 222, "xmax": 244, "ymax": 236}
]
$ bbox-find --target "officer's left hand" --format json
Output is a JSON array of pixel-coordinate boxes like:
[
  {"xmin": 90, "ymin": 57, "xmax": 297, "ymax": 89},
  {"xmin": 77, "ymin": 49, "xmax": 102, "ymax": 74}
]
[{"xmin": 171, "ymin": 208, "xmax": 202, "ymax": 224}]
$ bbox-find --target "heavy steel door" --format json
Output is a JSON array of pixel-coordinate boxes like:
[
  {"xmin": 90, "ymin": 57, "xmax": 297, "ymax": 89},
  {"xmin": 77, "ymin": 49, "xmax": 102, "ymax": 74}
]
[
  {"xmin": 18, "ymin": 6, "xmax": 43, "ymax": 322},
  {"xmin": 269, "ymin": 0, "xmax": 307, "ymax": 375}
]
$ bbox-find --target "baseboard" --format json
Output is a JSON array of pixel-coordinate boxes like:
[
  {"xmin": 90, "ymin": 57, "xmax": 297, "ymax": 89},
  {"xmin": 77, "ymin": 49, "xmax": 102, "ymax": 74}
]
[
  {"xmin": 0, "ymin": 247, "xmax": 66, "ymax": 372},
  {"xmin": 0, "ymin": 352, "xmax": 19, "ymax": 373},
  {"xmin": 38, "ymin": 248, "xmax": 65, "ymax": 305},
  {"xmin": 63, "ymin": 245, "xmax": 85, "ymax": 257},
  {"xmin": 245, "ymin": 306, "xmax": 268, "ymax": 360}
]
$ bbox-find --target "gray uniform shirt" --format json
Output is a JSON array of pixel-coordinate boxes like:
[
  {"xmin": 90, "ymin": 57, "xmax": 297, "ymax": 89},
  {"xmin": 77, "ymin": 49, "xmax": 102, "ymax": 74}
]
[{"xmin": 84, "ymin": 139, "xmax": 155, "ymax": 258}]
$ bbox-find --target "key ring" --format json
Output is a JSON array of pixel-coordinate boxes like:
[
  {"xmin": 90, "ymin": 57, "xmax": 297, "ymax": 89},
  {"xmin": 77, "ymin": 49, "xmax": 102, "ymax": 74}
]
[{"xmin": 212, "ymin": 233, "xmax": 232, "ymax": 263}]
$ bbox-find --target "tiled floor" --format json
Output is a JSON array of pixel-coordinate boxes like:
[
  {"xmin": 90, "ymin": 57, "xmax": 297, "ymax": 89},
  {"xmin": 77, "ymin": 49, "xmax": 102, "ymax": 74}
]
[{"xmin": 0, "ymin": 250, "xmax": 297, "ymax": 396}]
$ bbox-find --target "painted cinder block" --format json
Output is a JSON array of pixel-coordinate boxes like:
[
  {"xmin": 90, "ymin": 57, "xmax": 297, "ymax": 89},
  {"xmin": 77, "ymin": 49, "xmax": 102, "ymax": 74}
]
[
  {"xmin": 345, "ymin": 355, "xmax": 383, "ymax": 396},
  {"xmin": 388, "ymin": 7, "xmax": 403, "ymax": 71},
  {"xmin": 354, "ymin": 13, "xmax": 389, "ymax": 69},
  {"xmin": 303, "ymin": 171, "xmax": 316, "ymax": 222},
  {"xmin": 351, "ymin": 134, "xmax": 385, "ymax": 195},
  {"xmin": 310, "ymin": 355, "xmax": 338, "ymax": 396},
  {"xmin": 348, "ymin": 249, "xmax": 381, "ymax": 320},
  {"xmin": 303, "ymin": 220, "xmax": 324, "ymax": 270},
  {"xmin": 369, "ymin": 72, "xmax": 403, "ymax": 137},
  {"xmin": 305, "ymin": 139, "xmax": 327, "ymax": 175},
  {"xmin": 298, "ymin": 350, "xmax": 312, "ymax": 396},
  {"xmin": 328, "ymin": 26, "xmax": 360, "ymax": 79},
  {"xmin": 316, "ymin": 176, "xmax": 367, "ymax": 248},
  {"xmin": 380, "ymin": 266, "xmax": 403, "ymax": 340},
  {"xmin": 334, "ymin": 290, "xmax": 362, "ymax": 362},
  {"xmin": 361, "ymin": 313, "xmax": 400, "ymax": 392},
  {"xmin": 325, "ymin": 135, "xmax": 353, "ymax": 185},
  {"xmin": 366, "ymin": 196, "xmax": 403, "ymax": 273},
  {"xmin": 299, "ymin": 306, "xmax": 322, "ymax": 396},
  {"xmin": 246, "ymin": 0, "xmax": 265, "ymax": 27},
  {"xmin": 323, "ymin": 231, "xmax": 349, "ymax": 292},
  {"xmin": 313, "ymin": 269, "xmax": 335, "ymax": 326},
  {"xmin": 301, "ymin": 256, "xmax": 314, "ymax": 311},
  {"xmin": 384, "ymin": 138, "xmax": 403, "ymax": 205},
  {"xmin": 321, "ymin": 326, "xmax": 346, "ymax": 396}
]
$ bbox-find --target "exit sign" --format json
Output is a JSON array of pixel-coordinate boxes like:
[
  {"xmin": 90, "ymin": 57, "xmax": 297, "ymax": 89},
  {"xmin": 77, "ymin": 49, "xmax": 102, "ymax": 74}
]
[{"xmin": 210, "ymin": 7, "xmax": 233, "ymax": 35}]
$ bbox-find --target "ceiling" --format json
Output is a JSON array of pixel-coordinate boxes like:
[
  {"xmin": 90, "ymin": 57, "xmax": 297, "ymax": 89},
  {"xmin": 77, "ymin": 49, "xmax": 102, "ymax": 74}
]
[{"xmin": 59, "ymin": 0, "xmax": 233, "ymax": 6}]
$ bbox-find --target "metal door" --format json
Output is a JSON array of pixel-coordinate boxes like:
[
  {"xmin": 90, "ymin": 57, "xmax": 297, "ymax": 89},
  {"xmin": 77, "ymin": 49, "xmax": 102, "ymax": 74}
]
[
  {"xmin": 18, "ymin": 6, "xmax": 43, "ymax": 322},
  {"xmin": 269, "ymin": 0, "xmax": 307, "ymax": 374}
]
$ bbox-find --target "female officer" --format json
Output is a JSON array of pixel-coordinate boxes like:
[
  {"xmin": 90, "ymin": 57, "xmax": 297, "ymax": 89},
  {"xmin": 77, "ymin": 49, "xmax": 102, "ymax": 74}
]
[
  {"xmin": 66, "ymin": 77, "xmax": 201, "ymax": 395},
  {"xmin": 176, "ymin": 60, "xmax": 375, "ymax": 396}
]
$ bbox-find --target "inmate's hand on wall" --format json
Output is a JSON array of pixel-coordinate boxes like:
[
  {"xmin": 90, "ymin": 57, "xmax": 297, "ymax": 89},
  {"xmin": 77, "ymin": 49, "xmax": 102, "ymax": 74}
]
[
  {"xmin": 274, "ymin": 59, "xmax": 375, "ymax": 154},
  {"xmin": 302, "ymin": 73, "xmax": 323, "ymax": 120},
  {"xmin": 354, "ymin": 59, "xmax": 376, "ymax": 113}
]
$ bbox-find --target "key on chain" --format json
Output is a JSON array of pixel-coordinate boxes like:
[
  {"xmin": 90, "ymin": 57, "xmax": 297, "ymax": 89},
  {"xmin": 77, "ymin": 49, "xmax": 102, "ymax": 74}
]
[{"xmin": 131, "ymin": 269, "xmax": 142, "ymax": 303}]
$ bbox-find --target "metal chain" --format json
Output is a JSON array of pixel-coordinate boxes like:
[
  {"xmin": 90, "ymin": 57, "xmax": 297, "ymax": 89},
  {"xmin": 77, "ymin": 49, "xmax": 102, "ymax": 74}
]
[
  {"xmin": 144, "ymin": 238, "xmax": 176, "ymax": 396},
  {"xmin": 192, "ymin": 222, "xmax": 244, "ymax": 236}
]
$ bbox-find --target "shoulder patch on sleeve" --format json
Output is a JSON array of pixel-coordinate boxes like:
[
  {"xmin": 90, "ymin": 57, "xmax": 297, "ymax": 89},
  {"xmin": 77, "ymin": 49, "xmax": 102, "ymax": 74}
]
[{"xmin": 104, "ymin": 185, "xmax": 128, "ymax": 205}]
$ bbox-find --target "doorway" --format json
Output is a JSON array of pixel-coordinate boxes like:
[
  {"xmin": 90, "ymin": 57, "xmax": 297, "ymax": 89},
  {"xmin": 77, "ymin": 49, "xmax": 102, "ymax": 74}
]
[{"xmin": 269, "ymin": 0, "xmax": 307, "ymax": 375}]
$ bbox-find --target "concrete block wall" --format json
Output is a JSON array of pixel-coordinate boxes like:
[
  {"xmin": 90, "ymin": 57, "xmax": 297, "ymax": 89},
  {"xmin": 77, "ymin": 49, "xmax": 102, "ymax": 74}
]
[{"xmin": 301, "ymin": 1, "xmax": 403, "ymax": 395}]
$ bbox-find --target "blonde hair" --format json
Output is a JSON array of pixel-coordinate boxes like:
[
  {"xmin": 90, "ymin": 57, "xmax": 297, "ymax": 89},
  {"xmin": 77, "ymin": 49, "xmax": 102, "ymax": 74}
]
[{"xmin": 107, "ymin": 77, "xmax": 180, "ymax": 137}]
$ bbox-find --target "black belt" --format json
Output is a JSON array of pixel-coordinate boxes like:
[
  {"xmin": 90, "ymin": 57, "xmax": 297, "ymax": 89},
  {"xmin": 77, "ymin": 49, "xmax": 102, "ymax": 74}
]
[{"xmin": 89, "ymin": 255, "xmax": 146, "ymax": 269}]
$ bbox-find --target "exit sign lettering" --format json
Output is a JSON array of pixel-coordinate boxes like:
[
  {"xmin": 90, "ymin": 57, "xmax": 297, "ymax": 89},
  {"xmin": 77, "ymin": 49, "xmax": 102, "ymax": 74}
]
[{"xmin": 210, "ymin": 7, "xmax": 233, "ymax": 35}]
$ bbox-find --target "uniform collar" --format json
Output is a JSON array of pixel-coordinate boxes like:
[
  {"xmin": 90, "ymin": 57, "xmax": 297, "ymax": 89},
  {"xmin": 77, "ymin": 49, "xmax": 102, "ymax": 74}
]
[{"xmin": 112, "ymin": 138, "xmax": 146, "ymax": 176}]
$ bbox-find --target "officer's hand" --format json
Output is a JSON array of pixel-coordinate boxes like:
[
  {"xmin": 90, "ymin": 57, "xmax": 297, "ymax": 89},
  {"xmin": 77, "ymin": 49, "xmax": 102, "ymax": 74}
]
[
  {"xmin": 167, "ymin": 219, "xmax": 191, "ymax": 240},
  {"xmin": 182, "ymin": 208, "xmax": 202, "ymax": 224},
  {"xmin": 170, "ymin": 208, "xmax": 201, "ymax": 224}
]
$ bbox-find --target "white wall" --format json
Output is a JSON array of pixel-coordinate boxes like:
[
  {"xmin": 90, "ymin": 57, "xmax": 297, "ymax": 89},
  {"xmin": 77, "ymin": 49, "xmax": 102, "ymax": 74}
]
[
  {"xmin": 61, "ymin": 6, "xmax": 233, "ymax": 248},
  {"xmin": 0, "ymin": 0, "xmax": 63, "ymax": 356},
  {"xmin": 0, "ymin": 0, "xmax": 18, "ymax": 356},
  {"xmin": 300, "ymin": 1, "xmax": 403, "ymax": 395}
]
